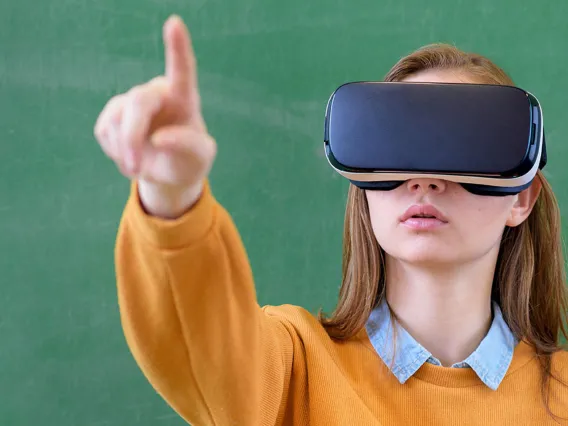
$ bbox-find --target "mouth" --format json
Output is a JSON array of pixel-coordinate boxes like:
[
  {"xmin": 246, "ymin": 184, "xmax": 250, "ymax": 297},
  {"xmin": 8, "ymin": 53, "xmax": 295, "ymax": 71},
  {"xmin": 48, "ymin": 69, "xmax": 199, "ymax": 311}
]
[{"xmin": 400, "ymin": 204, "xmax": 448, "ymax": 229}]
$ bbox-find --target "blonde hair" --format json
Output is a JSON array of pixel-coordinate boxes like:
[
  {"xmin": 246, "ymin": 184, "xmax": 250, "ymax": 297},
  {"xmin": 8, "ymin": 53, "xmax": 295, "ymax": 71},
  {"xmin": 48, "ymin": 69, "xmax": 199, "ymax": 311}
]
[{"xmin": 318, "ymin": 43, "xmax": 568, "ymax": 416}]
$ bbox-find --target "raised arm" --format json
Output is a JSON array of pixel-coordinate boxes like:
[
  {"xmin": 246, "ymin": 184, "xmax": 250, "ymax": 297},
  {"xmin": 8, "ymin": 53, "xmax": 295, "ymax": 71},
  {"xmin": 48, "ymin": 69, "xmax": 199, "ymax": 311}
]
[{"xmin": 95, "ymin": 15, "xmax": 295, "ymax": 425}]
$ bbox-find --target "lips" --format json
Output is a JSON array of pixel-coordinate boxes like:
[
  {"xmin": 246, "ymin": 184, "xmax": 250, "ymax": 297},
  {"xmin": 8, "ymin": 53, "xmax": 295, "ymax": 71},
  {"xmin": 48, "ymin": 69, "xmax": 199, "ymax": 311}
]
[{"xmin": 400, "ymin": 205, "xmax": 448, "ymax": 223}]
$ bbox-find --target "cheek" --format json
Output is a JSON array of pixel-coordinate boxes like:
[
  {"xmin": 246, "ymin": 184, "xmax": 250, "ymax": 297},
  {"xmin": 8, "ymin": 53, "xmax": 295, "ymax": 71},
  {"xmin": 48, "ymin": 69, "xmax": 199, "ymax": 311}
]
[
  {"xmin": 365, "ymin": 191, "xmax": 401, "ymax": 236},
  {"xmin": 435, "ymin": 195, "xmax": 515, "ymax": 259},
  {"xmin": 457, "ymin": 197, "xmax": 513, "ymax": 232}
]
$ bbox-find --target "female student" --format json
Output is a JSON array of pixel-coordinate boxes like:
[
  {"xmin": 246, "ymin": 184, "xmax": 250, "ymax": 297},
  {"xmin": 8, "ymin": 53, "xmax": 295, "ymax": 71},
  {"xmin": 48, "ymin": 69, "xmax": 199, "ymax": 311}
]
[{"xmin": 94, "ymin": 14, "xmax": 568, "ymax": 425}]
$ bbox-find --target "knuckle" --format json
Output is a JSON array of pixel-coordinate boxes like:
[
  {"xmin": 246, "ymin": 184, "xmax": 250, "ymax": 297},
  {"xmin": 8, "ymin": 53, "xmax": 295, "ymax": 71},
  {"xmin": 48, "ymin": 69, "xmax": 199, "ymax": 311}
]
[
  {"xmin": 203, "ymin": 132, "xmax": 216, "ymax": 152},
  {"xmin": 205, "ymin": 136, "xmax": 217, "ymax": 159},
  {"xmin": 95, "ymin": 94, "xmax": 125, "ymax": 137},
  {"xmin": 127, "ymin": 77, "xmax": 166, "ymax": 102},
  {"xmin": 100, "ymin": 141, "xmax": 116, "ymax": 161},
  {"xmin": 149, "ymin": 75, "xmax": 168, "ymax": 88},
  {"xmin": 127, "ymin": 86, "xmax": 146, "ymax": 105},
  {"xmin": 101, "ymin": 128, "xmax": 120, "ymax": 158},
  {"xmin": 124, "ymin": 77, "xmax": 168, "ymax": 115},
  {"xmin": 105, "ymin": 93, "xmax": 126, "ymax": 115},
  {"xmin": 94, "ymin": 123, "xmax": 106, "ymax": 140}
]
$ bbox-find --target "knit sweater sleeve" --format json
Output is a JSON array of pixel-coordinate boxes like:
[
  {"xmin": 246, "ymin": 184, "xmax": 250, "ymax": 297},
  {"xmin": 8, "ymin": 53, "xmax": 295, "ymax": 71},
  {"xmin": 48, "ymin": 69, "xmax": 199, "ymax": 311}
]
[{"xmin": 114, "ymin": 181, "xmax": 295, "ymax": 425}]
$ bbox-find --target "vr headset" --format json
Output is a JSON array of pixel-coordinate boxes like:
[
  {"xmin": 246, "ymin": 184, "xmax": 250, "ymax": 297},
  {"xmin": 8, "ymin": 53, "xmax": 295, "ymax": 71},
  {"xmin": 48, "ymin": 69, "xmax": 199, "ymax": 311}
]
[{"xmin": 324, "ymin": 81, "xmax": 546, "ymax": 196}]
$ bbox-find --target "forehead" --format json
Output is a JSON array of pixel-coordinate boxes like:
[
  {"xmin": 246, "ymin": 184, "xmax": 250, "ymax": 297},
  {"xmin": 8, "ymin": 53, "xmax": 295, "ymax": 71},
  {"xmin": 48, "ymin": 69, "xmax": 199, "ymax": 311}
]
[{"xmin": 402, "ymin": 69, "xmax": 476, "ymax": 84}]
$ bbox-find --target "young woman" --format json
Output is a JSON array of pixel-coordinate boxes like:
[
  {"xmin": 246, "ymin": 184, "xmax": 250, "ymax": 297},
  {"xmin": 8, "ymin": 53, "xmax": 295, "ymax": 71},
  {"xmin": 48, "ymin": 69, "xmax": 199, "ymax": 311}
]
[{"xmin": 95, "ymin": 15, "xmax": 568, "ymax": 425}]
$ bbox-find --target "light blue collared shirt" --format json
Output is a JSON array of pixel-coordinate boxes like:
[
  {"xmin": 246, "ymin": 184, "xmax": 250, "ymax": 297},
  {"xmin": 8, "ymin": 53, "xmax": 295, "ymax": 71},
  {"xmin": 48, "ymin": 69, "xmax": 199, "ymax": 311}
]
[{"xmin": 365, "ymin": 300, "xmax": 518, "ymax": 390}]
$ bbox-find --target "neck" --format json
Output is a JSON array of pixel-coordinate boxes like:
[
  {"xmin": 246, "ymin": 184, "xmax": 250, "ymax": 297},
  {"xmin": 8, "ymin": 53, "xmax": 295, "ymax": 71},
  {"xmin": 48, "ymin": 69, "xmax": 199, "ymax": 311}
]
[{"xmin": 385, "ymin": 254, "xmax": 497, "ymax": 366}]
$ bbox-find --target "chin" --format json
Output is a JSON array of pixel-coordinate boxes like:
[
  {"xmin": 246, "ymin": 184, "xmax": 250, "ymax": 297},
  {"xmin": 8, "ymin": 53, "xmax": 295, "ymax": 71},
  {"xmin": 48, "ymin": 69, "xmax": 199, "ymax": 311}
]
[{"xmin": 381, "ymin": 239, "xmax": 466, "ymax": 266}]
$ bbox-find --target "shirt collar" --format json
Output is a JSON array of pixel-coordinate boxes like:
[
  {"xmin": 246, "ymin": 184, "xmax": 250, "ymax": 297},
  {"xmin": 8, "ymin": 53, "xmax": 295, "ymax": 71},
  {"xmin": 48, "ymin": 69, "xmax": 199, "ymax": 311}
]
[{"xmin": 365, "ymin": 299, "xmax": 518, "ymax": 390}]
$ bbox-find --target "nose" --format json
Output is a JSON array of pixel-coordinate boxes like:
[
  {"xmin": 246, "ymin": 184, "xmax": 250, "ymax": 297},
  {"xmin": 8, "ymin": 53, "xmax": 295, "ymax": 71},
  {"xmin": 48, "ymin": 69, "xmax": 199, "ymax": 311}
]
[{"xmin": 406, "ymin": 178, "xmax": 447, "ymax": 194}]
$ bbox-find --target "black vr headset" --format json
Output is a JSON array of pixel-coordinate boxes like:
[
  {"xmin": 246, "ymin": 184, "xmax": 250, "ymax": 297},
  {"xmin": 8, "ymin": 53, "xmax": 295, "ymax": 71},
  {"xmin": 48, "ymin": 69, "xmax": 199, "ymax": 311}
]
[{"xmin": 324, "ymin": 81, "xmax": 546, "ymax": 196}]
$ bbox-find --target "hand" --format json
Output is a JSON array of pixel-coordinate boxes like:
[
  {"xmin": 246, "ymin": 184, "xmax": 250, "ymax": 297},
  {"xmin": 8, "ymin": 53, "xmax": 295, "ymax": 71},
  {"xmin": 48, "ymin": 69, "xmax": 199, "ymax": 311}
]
[{"xmin": 94, "ymin": 15, "xmax": 216, "ymax": 218}]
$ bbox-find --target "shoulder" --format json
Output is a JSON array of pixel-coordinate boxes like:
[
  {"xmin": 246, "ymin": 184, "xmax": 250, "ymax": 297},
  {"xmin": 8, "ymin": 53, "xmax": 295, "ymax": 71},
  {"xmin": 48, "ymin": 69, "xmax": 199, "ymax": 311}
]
[
  {"xmin": 261, "ymin": 304, "xmax": 370, "ymax": 349},
  {"xmin": 262, "ymin": 304, "xmax": 325, "ymax": 335},
  {"xmin": 261, "ymin": 304, "xmax": 352, "ymax": 344},
  {"xmin": 548, "ymin": 349, "xmax": 568, "ymax": 418},
  {"xmin": 551, "ymin": 348, "xmax": 568, "ymax": 377},
  {"xmin": 518, "ymin": 344, "xmax": 568, "ymax": 379}
]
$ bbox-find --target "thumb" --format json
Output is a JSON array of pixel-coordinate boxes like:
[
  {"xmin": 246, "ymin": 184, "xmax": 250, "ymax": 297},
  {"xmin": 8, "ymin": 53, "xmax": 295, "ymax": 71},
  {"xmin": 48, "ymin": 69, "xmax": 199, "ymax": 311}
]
[{"xmin": 151, "ymin": 124, "xmax": 216, "ymax": 157}]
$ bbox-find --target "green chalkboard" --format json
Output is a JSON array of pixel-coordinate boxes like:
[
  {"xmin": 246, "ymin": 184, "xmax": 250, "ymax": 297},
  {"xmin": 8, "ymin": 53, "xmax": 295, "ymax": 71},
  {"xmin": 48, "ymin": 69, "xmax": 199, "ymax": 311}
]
[{"xmin": 1, "ymin": 0, "xmax": 567, "ymax": 424}]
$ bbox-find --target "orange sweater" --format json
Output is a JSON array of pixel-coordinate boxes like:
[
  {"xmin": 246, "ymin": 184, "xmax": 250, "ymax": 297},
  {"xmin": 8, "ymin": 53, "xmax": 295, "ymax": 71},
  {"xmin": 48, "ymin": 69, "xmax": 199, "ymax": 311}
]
[{"xmin": 115, "ymin": 182, "xmax": 568, "ymax": 425}]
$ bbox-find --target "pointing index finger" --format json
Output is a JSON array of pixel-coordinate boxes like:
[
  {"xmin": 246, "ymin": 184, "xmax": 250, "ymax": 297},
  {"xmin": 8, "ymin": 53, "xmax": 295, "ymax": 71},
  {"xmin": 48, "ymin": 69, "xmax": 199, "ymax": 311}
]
[{"xmin": 163, "ymin": 15, "xmax": 198, "ymax": 97}]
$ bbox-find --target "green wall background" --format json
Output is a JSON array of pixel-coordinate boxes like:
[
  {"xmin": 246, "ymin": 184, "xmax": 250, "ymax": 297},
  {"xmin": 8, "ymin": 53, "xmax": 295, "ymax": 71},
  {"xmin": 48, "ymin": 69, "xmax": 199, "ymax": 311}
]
[{"xmin": 1, "ymin": 1, "xmax": 567, "ymax": 424}]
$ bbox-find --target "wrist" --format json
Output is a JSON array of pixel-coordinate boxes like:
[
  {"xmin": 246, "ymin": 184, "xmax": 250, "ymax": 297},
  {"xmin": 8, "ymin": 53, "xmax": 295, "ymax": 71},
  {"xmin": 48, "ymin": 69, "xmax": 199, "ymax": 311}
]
[{"xmin": 137, "ymin": 179, "xmax": 204, "ymax": 219}]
